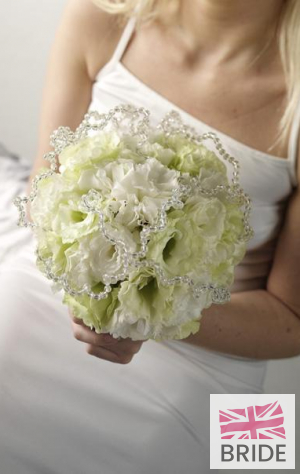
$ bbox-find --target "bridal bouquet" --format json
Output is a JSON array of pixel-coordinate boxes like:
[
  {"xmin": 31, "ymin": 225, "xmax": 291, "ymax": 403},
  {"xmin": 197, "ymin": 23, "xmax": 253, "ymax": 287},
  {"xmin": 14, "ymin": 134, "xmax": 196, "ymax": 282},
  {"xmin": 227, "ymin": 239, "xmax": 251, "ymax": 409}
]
[{"xmin": 14, "ymin": 104, "xmax": 253, "ymax": 341}]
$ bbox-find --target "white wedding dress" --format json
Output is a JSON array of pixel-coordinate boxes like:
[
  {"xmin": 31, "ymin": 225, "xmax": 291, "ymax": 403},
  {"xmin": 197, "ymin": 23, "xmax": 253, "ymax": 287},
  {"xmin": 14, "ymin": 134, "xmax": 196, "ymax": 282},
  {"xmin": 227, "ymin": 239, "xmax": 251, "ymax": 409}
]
[{"xmin": 0, "ymin": 13, "xmax": 299, "ymax": 474}]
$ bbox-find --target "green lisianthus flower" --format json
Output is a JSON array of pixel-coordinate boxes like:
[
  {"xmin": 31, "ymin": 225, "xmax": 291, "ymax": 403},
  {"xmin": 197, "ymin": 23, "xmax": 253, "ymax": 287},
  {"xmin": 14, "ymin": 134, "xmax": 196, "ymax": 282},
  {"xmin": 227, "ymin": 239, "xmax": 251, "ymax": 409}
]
[
  {"xmin": 64, "ymin": 282, "xmax": 120, "ymax": 333},
  {"xmin": 149, "ymin": 132, "xmax": 228, "ymax": 179},
  {"xmin": 34, "ymin": 227, "xmax": 73, "ymax": 278},
  {"xmin": 101, "ymin": 266, "xmax": 209, "ymax": 341},
  {"xmin": 59, "ymin": 132, "xmax": 122, "ymax": 168},
  {"xmin": 146, "ymin": 195, "xmax": 226, "ymax": 278},
  {"xmin": 146, "ymin": 192, "xmax": 247, "ymax": 289}
]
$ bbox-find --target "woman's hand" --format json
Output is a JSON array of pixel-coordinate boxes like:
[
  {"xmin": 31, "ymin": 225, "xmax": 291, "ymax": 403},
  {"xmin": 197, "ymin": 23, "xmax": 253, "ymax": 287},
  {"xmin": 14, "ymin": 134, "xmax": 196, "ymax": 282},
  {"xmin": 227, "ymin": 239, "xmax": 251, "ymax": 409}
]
[{"xmin": 69, "ymin": 309, "xmax": 146, "ymax": 364}]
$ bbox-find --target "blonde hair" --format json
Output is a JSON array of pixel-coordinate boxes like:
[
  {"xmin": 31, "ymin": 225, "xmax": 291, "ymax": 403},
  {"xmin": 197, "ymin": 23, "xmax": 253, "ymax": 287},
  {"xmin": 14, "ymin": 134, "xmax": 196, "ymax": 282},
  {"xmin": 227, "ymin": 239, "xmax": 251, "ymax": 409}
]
[
  {"xmin": 279, "ymin": 0, "xmax": 300, "ymax": 144},
  {"xmin": 92, "ymin": 0, "xmax": 179, "ymax": 26},
  {"xmin": 92, "ymin": 0, "xmax": 300, "ymax": 148}
]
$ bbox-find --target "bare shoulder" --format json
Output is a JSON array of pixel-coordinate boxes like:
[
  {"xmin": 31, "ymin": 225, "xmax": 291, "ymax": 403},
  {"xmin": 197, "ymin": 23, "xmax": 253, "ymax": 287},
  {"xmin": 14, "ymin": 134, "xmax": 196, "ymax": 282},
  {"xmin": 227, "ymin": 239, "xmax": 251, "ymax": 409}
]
[{"xmin": 58, "ymin": 0, "xmax": 125, "ymax": 80}]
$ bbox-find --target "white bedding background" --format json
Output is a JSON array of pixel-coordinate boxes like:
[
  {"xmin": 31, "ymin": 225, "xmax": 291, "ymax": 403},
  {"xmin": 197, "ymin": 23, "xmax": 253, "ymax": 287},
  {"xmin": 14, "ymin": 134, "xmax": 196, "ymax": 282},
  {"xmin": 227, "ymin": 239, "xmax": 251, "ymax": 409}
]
[{"xmin": 1, "ymin": 1, "xmax": 299, "ymax": 471}]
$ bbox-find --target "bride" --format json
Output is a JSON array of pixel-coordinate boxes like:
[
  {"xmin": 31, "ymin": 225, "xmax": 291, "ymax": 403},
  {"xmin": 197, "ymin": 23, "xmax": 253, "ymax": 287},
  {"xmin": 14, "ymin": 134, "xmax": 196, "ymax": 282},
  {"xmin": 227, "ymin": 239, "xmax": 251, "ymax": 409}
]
[{"xmin": 0, "ymin": 1, "xmax": 299, "ymax": 473}]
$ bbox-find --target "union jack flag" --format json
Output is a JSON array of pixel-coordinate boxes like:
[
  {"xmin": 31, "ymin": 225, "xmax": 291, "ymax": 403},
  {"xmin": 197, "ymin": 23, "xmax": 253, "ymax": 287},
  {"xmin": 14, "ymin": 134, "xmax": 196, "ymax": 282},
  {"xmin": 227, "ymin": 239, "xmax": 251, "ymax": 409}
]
[{"xmin": 219, "ymin": 400, "xmax": 286, "ymax": 440}]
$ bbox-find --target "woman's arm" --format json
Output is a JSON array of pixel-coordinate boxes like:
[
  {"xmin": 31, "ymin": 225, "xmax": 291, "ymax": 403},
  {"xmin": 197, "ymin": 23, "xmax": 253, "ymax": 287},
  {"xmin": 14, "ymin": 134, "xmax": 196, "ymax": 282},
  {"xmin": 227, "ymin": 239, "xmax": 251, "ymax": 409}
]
[
  {"xmin": 26, "ymin": 0, "xmax": 121, "ymax": 194},
  {"xmin": 182, "ymin": 143, "xmax": 300, "ymax": 360}
]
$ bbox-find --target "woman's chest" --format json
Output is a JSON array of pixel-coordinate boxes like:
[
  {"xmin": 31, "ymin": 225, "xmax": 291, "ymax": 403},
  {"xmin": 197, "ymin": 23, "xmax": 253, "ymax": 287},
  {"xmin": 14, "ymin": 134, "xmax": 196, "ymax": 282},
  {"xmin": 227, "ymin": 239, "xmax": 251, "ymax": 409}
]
[{"xmin": 89, "ymin": 19, "xmax": 288, "ymax": 158}]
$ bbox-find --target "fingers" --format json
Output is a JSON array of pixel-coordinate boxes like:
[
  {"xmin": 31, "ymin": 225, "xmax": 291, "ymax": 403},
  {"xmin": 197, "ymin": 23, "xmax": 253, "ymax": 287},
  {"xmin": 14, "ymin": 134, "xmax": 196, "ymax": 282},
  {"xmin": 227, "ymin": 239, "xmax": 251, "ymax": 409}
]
[
  {"xmin": 68, "ymin": 309, "xmax": 85, "ymax": 327},
  {"xmin": 71, "ymin": 320, "xmax": 118, "ymax": 347},
  {"xmin": 68, "ymin": 308, "xmax": 145, "ymax": 364},
  {"xmin": 86, "ymin": 344, "xmax": 135, "ymax": 365}
]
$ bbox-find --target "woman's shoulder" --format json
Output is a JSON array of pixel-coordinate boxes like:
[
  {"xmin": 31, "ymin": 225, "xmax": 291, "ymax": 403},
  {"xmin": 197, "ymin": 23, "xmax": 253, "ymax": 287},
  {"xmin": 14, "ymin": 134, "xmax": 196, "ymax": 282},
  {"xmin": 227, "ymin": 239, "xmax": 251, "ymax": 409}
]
[{"xmin": 59, "ymin": 0, "xmax": 126, "ymax": 81}]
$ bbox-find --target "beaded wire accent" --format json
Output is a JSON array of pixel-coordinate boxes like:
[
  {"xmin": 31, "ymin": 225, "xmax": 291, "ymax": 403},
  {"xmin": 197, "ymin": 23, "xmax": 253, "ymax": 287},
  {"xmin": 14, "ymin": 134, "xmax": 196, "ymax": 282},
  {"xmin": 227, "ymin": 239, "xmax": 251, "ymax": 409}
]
[{"xmin": 14, "ymin": 104, "xmax": 254, "ymax": 305}]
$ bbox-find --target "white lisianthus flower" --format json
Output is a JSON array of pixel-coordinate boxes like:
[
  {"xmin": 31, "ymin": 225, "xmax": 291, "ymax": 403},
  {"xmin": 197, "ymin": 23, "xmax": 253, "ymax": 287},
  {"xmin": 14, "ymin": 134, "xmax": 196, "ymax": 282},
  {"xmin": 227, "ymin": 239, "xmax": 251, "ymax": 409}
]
[{"xmin": 110, "ymin": 158, "xmax": 179, "ymax": 225}]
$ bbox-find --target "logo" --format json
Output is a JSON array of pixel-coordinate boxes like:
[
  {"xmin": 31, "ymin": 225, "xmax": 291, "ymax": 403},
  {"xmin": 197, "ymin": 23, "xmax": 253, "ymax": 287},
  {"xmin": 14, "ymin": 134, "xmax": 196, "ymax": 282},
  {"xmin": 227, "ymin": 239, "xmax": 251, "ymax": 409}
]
[
  {"xmin": 210, "ymin": 394, "xmax": 295, "ymax": 469},
  {"xmin": 220, "ymin": 400, "xmax": 286, "ymax": 440}
]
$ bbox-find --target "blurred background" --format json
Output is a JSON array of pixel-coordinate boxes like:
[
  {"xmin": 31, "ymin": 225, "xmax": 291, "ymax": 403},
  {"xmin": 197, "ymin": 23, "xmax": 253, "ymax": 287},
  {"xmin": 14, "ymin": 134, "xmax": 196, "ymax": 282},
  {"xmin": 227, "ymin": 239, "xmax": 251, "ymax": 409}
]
[
  {"xmin": 0, "ymin": 0, "xmax": 299, "ymax": 470},
  {"xmin": 0, "ymin": 0, "xmax": 65, "ymax": 163}
]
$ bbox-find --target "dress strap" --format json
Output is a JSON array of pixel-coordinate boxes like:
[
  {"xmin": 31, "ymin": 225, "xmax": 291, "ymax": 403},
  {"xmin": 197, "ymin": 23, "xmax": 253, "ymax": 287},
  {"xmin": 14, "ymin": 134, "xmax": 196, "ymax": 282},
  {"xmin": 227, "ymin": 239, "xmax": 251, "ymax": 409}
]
[
  {"xmin": 95, "ymin": 7, "xmax": 140, "ymax": 81},
  {"xmin": 110, "ymin": 14, "xmax": 138, "ymax": 66},
  {"xmin": 287, "ymin": 99, "xmax": 300, "ymax": 186}
]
